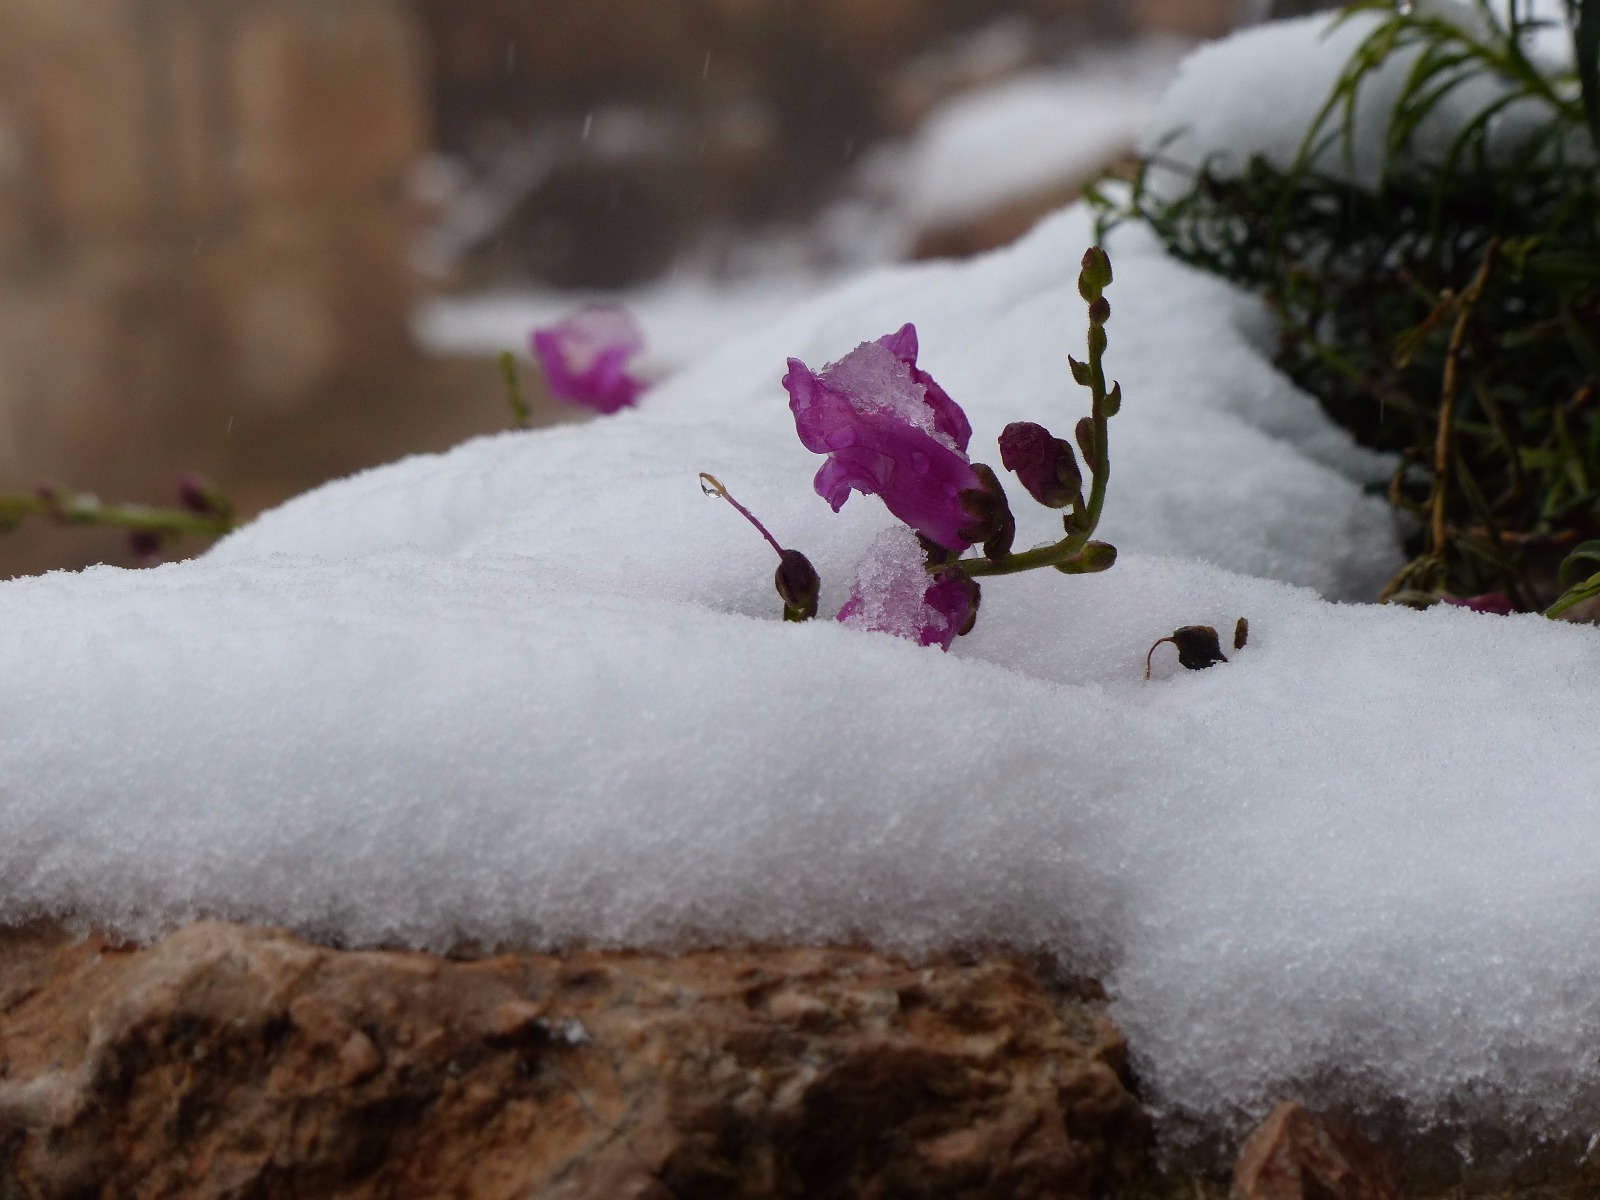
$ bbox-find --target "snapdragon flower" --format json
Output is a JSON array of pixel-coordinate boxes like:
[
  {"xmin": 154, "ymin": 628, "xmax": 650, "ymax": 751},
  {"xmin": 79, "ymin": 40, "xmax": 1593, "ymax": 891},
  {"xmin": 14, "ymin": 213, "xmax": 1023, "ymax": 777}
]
[
  {"xmin": 784, "ymin": 325, "xmax": 981, "ymax": 552},
  {"xmin": 531, "ymin": 307, "xmax": 646, "ymax": 414}
]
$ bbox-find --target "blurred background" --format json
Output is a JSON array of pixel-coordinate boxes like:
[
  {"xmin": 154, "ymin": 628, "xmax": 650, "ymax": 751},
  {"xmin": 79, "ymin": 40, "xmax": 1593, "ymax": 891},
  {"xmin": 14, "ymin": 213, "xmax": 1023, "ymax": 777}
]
[{"xmin": 0, "ymin": 0, "xmax": 1312, "ymax": 575}]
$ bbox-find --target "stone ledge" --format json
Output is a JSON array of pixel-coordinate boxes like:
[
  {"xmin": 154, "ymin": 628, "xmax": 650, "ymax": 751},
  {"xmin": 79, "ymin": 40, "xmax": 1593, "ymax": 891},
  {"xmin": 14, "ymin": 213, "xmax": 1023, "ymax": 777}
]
[{"xmin": 0, "ymin": 922, "xmax": 1144, "ymax": 1198}]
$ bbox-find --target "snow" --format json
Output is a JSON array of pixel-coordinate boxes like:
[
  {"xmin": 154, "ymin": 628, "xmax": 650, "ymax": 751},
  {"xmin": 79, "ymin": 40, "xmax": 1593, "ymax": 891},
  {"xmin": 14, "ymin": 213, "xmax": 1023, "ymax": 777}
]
[
  {"xmin": 899, "ymin": 42, "xmax": 1182, "ymax": 231},
  {"xmin": 415, "ymin": 272, "xmax": 837, "ymax": 381},
  {"xmin": 821, "ymin": 338, "xmax": 950, "ymax": 446},
  {"xmin": 1144, "ymin": 4, "xmax": 1583, "ymax": 198},
  {"xmin": 3, "ymin": 15, "xmax": 1600, "ymax": 1146},
  {"xmin": 838, "ymin": 525, "xmax": 949, "ymax": 640}
]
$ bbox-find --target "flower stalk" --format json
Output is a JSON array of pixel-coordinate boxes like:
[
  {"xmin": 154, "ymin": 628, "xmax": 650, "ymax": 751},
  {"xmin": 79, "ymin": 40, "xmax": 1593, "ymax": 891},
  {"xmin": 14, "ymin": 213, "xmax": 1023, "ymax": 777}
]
[
  {"xmin": 933, "ymin": 247, "xmax": 1121, "ymax": 581},
  {"xmin": 1, "ymin": 483, "xmax": 234, "ymax": 541},
  {"xmin": 699, "ymin": 473, "xmax": 820, "ymax": 622}
]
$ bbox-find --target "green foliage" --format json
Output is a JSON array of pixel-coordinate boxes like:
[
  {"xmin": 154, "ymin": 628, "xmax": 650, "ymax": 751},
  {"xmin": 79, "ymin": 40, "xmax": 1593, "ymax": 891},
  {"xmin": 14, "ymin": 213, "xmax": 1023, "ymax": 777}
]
[
  {"xmin": 1098, "ymin": 0, "xmax": 1600, "ymax": 612},
  {"xmin": 0, "ymin": 479, "xmax": 236, "ymax": 562},
  {"xmin": 498, "ymin": 351, "xmax": 532, "ymax": 430}
]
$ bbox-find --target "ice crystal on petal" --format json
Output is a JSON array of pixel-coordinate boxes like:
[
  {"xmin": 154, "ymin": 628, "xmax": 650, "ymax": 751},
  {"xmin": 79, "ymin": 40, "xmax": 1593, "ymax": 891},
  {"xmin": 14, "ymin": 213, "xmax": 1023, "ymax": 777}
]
[
  {"xmin": 837, "ymin": 526, "xmax": 973, "ymax": 651},
  {"xmin": 785, "ymin": 324, "xmax": 980, "ymax": 550}
]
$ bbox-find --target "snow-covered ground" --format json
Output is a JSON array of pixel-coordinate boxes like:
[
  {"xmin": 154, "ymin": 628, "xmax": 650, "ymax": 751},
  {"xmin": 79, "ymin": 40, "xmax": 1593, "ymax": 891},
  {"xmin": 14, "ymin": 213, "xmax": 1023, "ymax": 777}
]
[{"xmin": 5, "ymin": 8, "xmax": 1600, "ymax": 1143}]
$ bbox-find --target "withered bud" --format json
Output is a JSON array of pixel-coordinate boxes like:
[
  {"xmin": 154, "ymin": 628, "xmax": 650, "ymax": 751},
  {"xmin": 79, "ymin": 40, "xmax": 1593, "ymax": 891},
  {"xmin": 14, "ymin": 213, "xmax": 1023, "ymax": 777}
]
[
  {"xmin": 1234, "ymin": 618, "xmax": 1250, "ymax": 651},
  {"xmin": 957, "ymin": 464, "xmax": 1014, "ymax": 550},
  {"xmin": 775, "ymin": 549, "xmax": 821, "ymax": 623},
  {"xmin": 1145, "ymin": 625, "xmax": 1229, "ymax": 679},
  {"xmin": 917, "ymin": 534, "xmax": 956, "ymax": 566},
  {"xmin": 984, "ymin": 508, "xmax": 1016, "ymax": 561}
]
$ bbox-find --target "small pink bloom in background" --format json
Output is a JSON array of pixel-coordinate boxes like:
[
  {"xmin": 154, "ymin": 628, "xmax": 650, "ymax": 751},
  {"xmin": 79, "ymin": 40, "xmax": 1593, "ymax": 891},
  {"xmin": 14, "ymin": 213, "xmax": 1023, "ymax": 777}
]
[
  {"xmin": 838, "ymin": 526, "xmax": 978, "ymax": 652},
  {"xmin": 784, "ymin": 323, "xmax": 981, "ymax": 552},
  {"xmin": 531, "ymin": 306, "xmax": 646, "ymax": 414},
  {"xmin": 1440, "ymin": 592, "xmax": 1515, "ymax": 615}
]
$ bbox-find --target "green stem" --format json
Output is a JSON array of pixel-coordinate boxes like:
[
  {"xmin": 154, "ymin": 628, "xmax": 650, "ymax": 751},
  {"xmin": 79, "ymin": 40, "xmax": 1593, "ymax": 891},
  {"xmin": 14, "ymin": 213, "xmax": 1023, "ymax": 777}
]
[
  {"xmin": 0, "ymin": 491, "xmax": 234, "ymax": 540},
  {"xmin": 933, "ymin": 251, "xmax": 1117, "ymax": 581},
  {"xmin": 954, "ymin": 538, "xmax": 1086, "ymax": 578},
  {"xmin": 499, "ymin": 351, "xmax": 532, "ymax": 430}
]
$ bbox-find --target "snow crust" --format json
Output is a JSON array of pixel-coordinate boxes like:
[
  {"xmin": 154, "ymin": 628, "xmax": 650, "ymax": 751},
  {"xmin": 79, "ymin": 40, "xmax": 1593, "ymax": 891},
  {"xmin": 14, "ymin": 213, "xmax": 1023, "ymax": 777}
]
[{"xmin": 4, "ymin": 17, "xmax": 1600, "ymax": 1139}]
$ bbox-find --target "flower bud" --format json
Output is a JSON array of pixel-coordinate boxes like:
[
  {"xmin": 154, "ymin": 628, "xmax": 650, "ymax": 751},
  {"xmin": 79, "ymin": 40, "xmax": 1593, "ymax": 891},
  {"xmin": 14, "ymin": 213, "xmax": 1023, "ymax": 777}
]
[
  {"xmin": 177, "ymin": 471, "xmax": 230, "ymax": 518},
  {"xmin": 1075, "ymin": 417, "xmax": 1100, "ymax": 474},
  {"xmin": 1439, "ymin": 593, "xmax": 1513, "ymax": 615},
  {"xmin": 999, "ymin": 422, "xmax": 1083, "ymax": 510},
  {"xmin": 1078, "ymin": 246, "xmax": 1113, "ymax": 300},
  {"xmin": 128, "ymin": 530, "xmax": 164, "ymax": 564},
  {"xmin": 775, "ymin": 549, "xmax": 821, "ymax": 623},
  {"xmin": 1055, "ymin": 541, "xmax": 1118, "ymax": 575},
  {"xmin": 926, "ymin": 569, "xmax": 981, "ymax": 640}
]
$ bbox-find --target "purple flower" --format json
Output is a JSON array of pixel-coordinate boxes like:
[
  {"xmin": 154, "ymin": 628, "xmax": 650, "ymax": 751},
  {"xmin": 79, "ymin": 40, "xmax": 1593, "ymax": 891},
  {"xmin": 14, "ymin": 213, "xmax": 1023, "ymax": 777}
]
[
  {"xmin": 837, "ymin": 527, "xmax": 979, "ymax": 652},
  {"xmin": 1441, "ymin": 592, "xmax": 1515, "ymax": 615},
  {"xmin": 531, "ymin": 306, "xmax": 646, "ymax": 414},
  {"xmin": 784, "ymin": 324, "xmax": 981, "ymax": 551}
]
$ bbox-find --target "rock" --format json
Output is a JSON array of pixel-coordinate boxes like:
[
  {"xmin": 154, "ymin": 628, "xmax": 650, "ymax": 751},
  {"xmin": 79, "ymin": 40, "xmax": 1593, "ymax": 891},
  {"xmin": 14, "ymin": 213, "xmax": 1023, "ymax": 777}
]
[
  {"xmin": 1126, "ymin": 0, "xmax": 1242, "ymax": 39},
  {"xmin": 0, "ymin": 922, "xmax": 1146, "ymax": 1199},
  {"xmin": 1232, "ymin": 1101, "xmax": 1400, "ymax": 1200}
]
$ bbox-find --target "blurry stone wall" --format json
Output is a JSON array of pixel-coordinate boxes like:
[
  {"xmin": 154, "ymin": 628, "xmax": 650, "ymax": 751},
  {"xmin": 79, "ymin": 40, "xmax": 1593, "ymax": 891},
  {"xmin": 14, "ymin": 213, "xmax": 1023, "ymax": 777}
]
[
  {"xmin": 0, "ymin": 0, "xmax": 1254, "ymax": 574},
  {"xmin": 0, "ymin": 0, "xmax": 514, "ymax": 573},
  {"xmin": 417, "ymin": 0, "xmax": 1117, "ymax": 286},
  {"xmin": 417, "ymin": 0, "xmax": 1251, "ymax": 288}
]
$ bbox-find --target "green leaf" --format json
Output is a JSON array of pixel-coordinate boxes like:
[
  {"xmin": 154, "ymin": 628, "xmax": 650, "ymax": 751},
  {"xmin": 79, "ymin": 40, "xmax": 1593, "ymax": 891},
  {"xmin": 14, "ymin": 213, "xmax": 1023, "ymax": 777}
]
[
  {"xmin": 1546, "ymin": 574, "xmax": 1600, "ymax": 618},
  {"xmin": 1576, "ymin": 0, "xmax": 1600, "ymax": 153},
  {"xmin": 1559, "ymin": 539, "xmax": 1600, "ymax": 586}
]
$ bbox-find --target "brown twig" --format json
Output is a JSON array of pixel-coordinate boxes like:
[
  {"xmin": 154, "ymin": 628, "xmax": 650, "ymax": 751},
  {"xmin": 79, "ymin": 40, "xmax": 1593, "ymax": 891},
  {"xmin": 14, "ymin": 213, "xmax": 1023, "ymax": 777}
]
[{"xmin": 1429, "ymin": 238, "xmax": 1500, "ymax": 560}]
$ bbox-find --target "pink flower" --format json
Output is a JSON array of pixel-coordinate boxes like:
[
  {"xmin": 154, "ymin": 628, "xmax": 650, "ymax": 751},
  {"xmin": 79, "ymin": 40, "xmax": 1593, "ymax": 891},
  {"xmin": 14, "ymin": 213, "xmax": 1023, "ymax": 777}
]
[
  {"xmin": 837, "ymin": 527, "xmax": 979, "ymax": 652},
  {"xmin": 531, "ymin": 306, "xmax": 646, "ymax": 414},
  {"xmin": 784, "ymin": 324, "xmax": 981, "ymax": 552}
]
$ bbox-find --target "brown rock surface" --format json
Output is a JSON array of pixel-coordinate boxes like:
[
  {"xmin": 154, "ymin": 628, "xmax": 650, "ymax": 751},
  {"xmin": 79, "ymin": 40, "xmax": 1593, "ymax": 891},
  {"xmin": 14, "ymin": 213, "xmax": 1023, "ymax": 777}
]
[
  {"xmin": 0, "ymin": 922, "xmax": 1145, "ymax": 1198},
  {"xmin": 1231, "ymin": 1102, "xmax": 1400, "ymax": 1200}
]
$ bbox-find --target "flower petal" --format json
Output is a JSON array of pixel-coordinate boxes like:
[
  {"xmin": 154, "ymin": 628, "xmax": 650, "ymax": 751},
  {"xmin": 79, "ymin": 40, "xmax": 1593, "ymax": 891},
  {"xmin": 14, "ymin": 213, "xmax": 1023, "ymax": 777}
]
[{"xmin": 532, "ymin": 307, "xmax": 647, "ymax": 414}]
